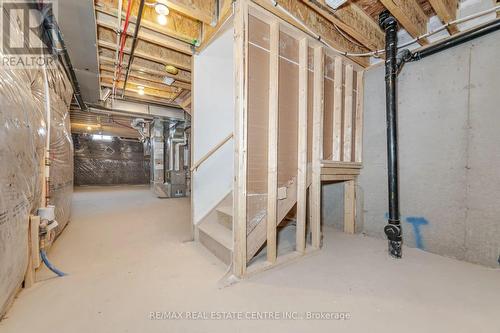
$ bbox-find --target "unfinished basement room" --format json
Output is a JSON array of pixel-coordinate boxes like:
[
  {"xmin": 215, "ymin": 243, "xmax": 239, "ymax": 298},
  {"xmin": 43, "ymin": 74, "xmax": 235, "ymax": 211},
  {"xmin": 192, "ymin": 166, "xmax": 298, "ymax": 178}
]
[{"xmin": 0, "ymin": 0, "xmax": 499, "ymax": 332}]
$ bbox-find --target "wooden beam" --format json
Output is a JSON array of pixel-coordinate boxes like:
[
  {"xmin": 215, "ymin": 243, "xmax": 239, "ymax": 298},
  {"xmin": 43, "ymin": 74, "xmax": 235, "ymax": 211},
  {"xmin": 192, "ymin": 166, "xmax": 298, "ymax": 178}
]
[
  {"xmin": 95, "ymin": 10, "xmax": 193, "ymax": 55},
  {"xmin": 101, "ymin": 77, "xmax": 179, "ymax": 100},
  {"xmin": 233, "ymin": 0, "xmax": 249, "ymax": 278},
  {"xmin": 251, "ymin": 0, "xmax": 370, "ymax": 67},
  {"xmin": 179, "ymin": 95, "xmax": 191, "ymax": 111},
  {"xmin": 428, "ymin": 0, "xmax": 459, "ymax": 34},
  {"xmin": 344, "ymin": 179, "xmax": 355, "ymax": 234},
  {"xmin": 332, "ymin": 56, "xmax": 343, "ymax": 161},
  {"xmin": 100, "ymin": 70, "xmax": 182, "ymax": 94},
  {"xmin": 379, "ymin": 0, "xmax": 429, "ymax": 45},
  {"xmin": 98, "ymin": 54, "xmax": 191, "ymax": 83},
  {"xmin": 266, "ymin": 20, "xmax": 279, "ymax": 264},
  {"xmin": 302, "ymin": 0, "xmax": 385, "ymax": 51},
  {"xmin": 311, "ymin": 45, "xmax": 324, "ymax": 249},
  {"xmin": 164, "ymin": 0, "xmax": 216, "ymax": 25},
  {"xmin": 199, "ymin": 0, "xmax": 234, "ymax": 51},
  {"xmin": 100, "ymin": 64, "xmax": 191, "ymax": 90},
  {"xmin": 296, "ymin": 37, "xmax": 308, "ymax": 254},
  {"xmin": 354, "ymin": 71, "xmax": 364, "ymax": 163},
  {"xmin": 343, "ymin": 63, "xmax": 354, "ymax": 162},
  {"xmin": 97, "ymin": 26, "xmax": 191, "ymax": 71},
  {"xmin": 95, "ymin": 0, "xmax": 200, "ymax": 44}
]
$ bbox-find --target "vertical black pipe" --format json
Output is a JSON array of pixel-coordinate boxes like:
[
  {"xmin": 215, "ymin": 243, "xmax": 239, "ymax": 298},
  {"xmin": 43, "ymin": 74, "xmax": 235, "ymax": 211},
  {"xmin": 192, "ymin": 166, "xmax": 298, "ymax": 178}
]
[{"xmin": 379, "ymin": 11, "xmax": 402, "ymax": 258}]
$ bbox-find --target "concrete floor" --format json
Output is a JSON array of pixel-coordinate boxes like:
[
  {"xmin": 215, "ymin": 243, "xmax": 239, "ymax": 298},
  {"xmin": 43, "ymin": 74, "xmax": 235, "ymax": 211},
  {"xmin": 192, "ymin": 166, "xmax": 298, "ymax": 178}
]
[{"xmin": 1, "ymin": 185, "xmax": 499, "ymax": 333}]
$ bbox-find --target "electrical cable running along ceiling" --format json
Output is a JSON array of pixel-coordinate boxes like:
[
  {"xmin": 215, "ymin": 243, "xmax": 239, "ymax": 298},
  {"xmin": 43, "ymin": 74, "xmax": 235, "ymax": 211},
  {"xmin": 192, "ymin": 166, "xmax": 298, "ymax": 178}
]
[
  {"xmin": 89, "ymin": 0, "xmax": 498, "ymax": 110},
  {"xmin": 92, "ymin": 0, "xmax": 222, "ymax": 113}
]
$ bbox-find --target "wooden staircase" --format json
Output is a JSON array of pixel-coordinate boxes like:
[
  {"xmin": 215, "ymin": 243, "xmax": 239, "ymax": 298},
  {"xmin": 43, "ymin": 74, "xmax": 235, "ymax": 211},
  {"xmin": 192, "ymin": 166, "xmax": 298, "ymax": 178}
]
[{"xmin": 197, "ymin": 178, "xmax": 298, "ymax": 266}]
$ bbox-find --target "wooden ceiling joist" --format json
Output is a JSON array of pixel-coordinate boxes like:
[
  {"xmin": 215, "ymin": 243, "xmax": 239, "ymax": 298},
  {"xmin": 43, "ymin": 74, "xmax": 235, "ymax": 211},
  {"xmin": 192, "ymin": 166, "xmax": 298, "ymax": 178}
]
[
  {"xmin": 101, "ymin": 77, "xmax": 180, "ymax": 101},
  {"xmin": 251, "ymin": 0, "xmax": 370, "ymax": 67},
  {"xmin": 95, "ymin": 0, "xmax": 200, "ymax": 44},
  {"xmin": 99, "ymin": 64, "xmax": 191, "ymax": 90},
  {"xmin": 97, "ymin": 26, "xmax": 191, "ymax": 71},
  {"xmin": 163, "ymin": 0, "xmax": 217, "ymax": 25},
  {"xmin": 379, "ymin": 0, "xmax": 429, "ymax": 45},
  {"xmin": 303, "ymin": 0, "xmax": 385, "ymax": 51},
  {"xmin": 199, "ymin": 0, "xmax": 234, "ymax": 50},
  {"xmin": 100, "ymin": 70, "xmax": 182, "ymax": 94},
  {"xmin": 95, "ymin": 10, "xmax": 193, "ymax": 55},
  {"xmin": 98, "ymin": 54, "xmax": 191, "ymax": 83},
  {"xmin": 427, "ymin": 0, "xmax": 459, "ymax": 34}
]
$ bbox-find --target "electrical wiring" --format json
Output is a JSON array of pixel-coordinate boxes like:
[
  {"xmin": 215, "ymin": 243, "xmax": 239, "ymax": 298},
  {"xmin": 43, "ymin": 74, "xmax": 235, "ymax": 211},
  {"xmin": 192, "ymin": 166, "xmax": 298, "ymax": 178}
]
[{"xmin": 268, "ymin": 0, "xmax": 500, "ymax": 58}]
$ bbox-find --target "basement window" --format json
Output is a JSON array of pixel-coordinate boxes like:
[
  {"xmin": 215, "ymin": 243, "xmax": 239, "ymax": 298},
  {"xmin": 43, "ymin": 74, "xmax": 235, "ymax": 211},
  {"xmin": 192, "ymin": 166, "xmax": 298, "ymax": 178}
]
[{"xmin": 92, "ymin": 134, "xmax": 112, "ymax": 141}]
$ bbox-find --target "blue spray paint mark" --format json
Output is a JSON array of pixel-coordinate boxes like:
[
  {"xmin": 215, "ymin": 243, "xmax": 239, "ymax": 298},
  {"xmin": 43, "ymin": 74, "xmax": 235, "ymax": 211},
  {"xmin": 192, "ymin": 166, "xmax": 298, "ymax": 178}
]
[
  {"xmin": 383, "ymin": 213, "xmax": 430, "ymax": 250},
  {"xmin": 405, "ymin": 217, "xmax": 429, "ymax": 250}
]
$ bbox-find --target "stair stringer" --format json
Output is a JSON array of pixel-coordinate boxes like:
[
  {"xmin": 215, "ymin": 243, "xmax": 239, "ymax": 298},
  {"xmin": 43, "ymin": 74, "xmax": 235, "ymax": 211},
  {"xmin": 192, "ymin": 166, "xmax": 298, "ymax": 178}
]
[{"xmin": 246, "ymin": 178, "xmax": 298, "ymax": 261}]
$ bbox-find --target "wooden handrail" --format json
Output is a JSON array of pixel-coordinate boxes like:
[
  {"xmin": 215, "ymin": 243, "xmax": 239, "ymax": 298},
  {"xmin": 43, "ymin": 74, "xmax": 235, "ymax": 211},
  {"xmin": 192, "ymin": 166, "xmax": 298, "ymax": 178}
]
[{"xmin": 190, "ymin": 133, "xmax": 234, "ymax": 172}]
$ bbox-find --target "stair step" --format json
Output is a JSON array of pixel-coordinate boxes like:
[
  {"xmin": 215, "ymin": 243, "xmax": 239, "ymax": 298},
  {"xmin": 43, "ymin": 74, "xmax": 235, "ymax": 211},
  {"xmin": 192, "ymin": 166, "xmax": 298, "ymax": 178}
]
[
  {"xmin": 216, "ymin": 204, "xmax": 233, "ymax": 230},
  {"xmin": 198, "ymin": 218, "xmax": 232, "ymax": 265}
]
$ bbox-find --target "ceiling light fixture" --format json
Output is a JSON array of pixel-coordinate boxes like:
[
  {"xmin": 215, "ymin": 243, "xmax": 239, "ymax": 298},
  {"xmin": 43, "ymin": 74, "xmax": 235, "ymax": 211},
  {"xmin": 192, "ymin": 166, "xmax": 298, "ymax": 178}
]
[
  {"xmin": 155, "ymin": 3, "xmax": 169, "ymax": 16},
  {"xmin": 137, "ymin": 85, "xmax": 145, "ymax": 96},
  {"xmin": 157, "ymin": 14, "xmax": 167, "ymax": 25},
  {"xmin": 155, "ymin": 3, "xmax": 169, "ymax": 25},
  {"xmin": 87, "ymin": 126, "xmax": 92, "ymax": 131}
]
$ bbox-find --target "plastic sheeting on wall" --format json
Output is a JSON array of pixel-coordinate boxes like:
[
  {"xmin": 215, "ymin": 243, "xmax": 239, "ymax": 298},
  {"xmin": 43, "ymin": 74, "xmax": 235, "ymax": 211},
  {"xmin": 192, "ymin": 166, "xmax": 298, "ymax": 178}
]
[
  {"xmin": 0, "ymin": 28, "xmax": 73, "ymax": 318},
  {"xmin": 73, "ymin": 134, "xmax": 150, "ymax": 186},
  {"xmin": 46, "ymin": 64, "xmax": 74, "ymax": 234}
]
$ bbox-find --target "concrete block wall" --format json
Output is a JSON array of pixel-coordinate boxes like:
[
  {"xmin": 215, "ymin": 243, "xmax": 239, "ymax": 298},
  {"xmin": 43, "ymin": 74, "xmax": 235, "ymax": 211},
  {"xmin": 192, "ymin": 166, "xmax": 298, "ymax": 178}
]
[{"xmin": 357, "ymin": 30, "xmax": 500, "ymax": 267}]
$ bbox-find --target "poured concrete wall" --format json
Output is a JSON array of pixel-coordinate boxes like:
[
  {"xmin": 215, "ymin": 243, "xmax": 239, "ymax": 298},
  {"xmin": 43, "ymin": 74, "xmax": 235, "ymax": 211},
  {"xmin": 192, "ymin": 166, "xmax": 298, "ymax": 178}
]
[{"xmin": 358, "ymin": 30, "xmax": 500, "ymax": 267}]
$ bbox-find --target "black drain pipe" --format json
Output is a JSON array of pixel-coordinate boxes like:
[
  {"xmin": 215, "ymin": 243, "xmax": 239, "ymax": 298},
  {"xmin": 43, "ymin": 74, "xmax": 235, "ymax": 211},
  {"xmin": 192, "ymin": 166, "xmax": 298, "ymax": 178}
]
[
  {"xmin": 379, "ymin": 11, "xmax": 402, "ymax": 259},
  {"xmin": 378, "ymin": 14, "xmax": 500, "ymax": 259},
  {"xmin": 409, "ymin": 18, "xmax": 500, "ymax": 62},
  {"xmin": 39, "ymin": 2, "xmax": 88, "ymax": 111}
]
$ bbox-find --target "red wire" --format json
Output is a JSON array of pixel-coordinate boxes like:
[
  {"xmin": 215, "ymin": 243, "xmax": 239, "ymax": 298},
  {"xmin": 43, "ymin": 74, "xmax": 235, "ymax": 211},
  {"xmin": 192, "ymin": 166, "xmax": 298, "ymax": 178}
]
[{"xmin": 116, "ymin": 0, "xmax": 133, "ymax": 86}]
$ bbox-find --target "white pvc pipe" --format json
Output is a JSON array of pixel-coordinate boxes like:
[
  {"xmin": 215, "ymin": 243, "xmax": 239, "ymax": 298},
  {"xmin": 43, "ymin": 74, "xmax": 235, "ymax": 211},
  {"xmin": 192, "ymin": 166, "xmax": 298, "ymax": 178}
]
[
  {"xmin": 268, "ymin": 0, "xmax": 500, "ymax": 58},
  {"xmin": 42, "ymin": 65, "xmax": 51, "ymax": 207}
]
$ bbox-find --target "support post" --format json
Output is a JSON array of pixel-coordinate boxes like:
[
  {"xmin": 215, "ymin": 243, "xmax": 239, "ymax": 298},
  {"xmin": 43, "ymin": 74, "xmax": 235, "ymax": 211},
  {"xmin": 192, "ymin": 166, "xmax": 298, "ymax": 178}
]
[
  {"xmin": 332, "ymin": 56, "xmax": 343, "ymax": 161},
  {"xmin": 296, "ymin": 37, "xmax": 308, "ymax": 253},
  {"xmin": 380, "ymin": 11, "xmax": 402, "ymax": 258},
  {"xmin": 343, "ymin": 64, "xmax": 354, "ymax": 162},
  {"xmin": 354, "ymin": 71, "xmax": 364, "ymax": 164},
  {"xmin": 344, "ymin": 180, "xmax": 355, "ymax": 234},
  {"xmin": 267, "ymin": 20, "xmax": 279, "ymax": 264},
  {"xmin": 233, "ymin": 0, "xmax": 249, "ymax": 277},
  {"xmin": 311, "ymin": 46, "xmax": 324, "ymax": 249}
]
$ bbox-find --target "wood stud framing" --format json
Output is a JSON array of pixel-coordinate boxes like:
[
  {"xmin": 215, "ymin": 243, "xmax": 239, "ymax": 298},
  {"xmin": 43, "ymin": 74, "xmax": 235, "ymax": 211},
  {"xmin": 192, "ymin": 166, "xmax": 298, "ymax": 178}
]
[
  {"xmin": 332, "ymin": 56, "xmax": 343, "ymax": 162},
  {"xmin": 343, "ymin": 64, "xmax": 354, "ymax": 162},
  {"xmin": 355, "ymin": 71, "xmax": 364, "ymax": 164},
  {"xmin": 233, "ymin": 1, "xmax": 365, "ymax": 277},
  {"xmin": 311, "ymin": 45, "xmax": 324, "ymax": 249},
  {"xmin": 266, "ymin": 21, "xmax": 280, "ymax": 264},
  {"xmin": 233, "ymin": 0, "xmax": 249, "ymax": 278},
  {"xmin": 296, "ymin": 37, "xmax": 308, "ymax": 254}
]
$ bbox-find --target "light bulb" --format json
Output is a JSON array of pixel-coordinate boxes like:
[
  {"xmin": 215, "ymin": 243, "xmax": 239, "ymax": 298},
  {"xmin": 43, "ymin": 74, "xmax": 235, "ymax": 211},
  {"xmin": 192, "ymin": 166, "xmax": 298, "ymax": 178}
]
[{"xmin": 157, "ymin": 14, "xmax": 167, "ymax": 26}]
